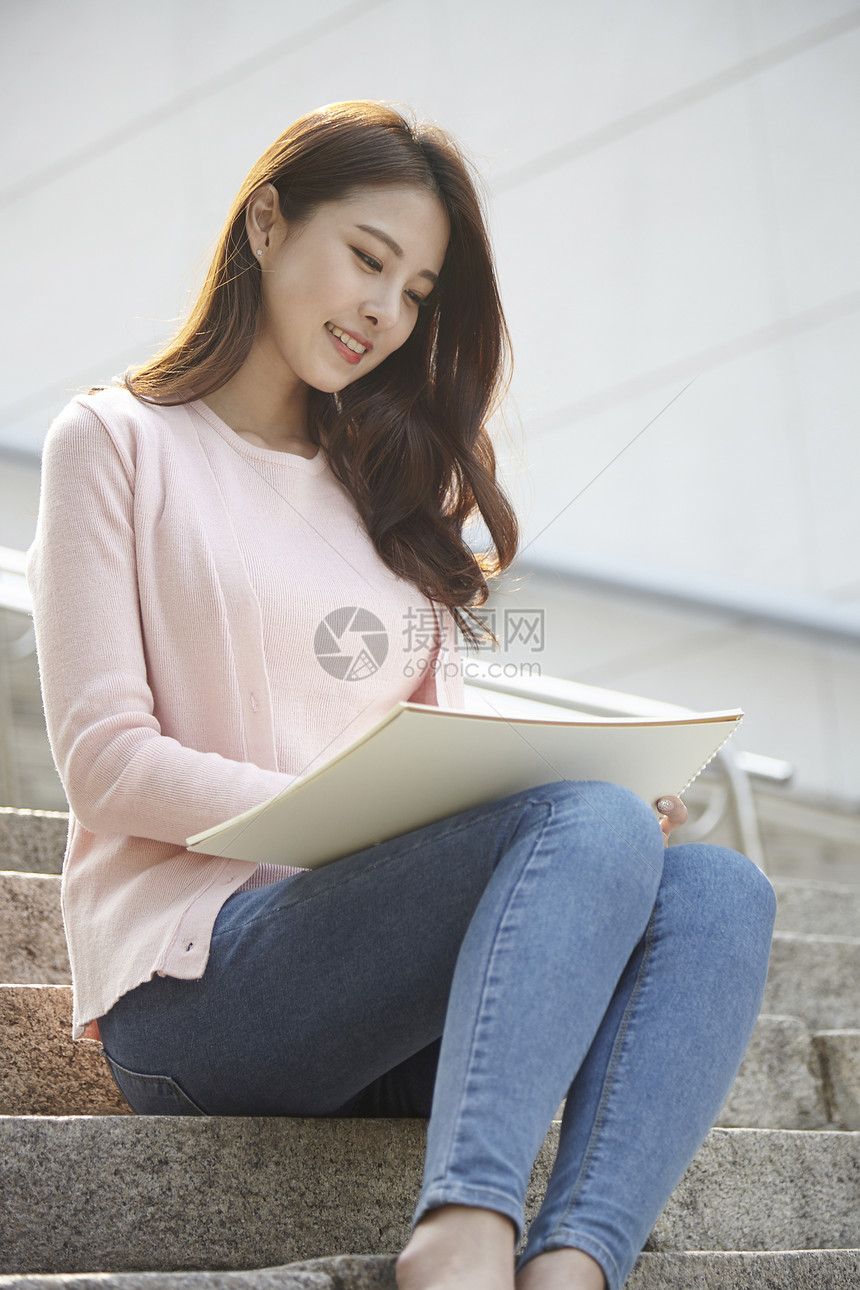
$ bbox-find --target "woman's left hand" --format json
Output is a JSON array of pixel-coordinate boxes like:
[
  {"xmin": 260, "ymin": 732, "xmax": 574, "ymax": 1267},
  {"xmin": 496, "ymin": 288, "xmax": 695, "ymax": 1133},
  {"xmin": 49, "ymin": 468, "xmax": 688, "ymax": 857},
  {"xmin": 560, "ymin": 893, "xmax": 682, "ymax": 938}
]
[{"xmin": 655, "ymin": 795, "xmax": 688, "ymax": 846}]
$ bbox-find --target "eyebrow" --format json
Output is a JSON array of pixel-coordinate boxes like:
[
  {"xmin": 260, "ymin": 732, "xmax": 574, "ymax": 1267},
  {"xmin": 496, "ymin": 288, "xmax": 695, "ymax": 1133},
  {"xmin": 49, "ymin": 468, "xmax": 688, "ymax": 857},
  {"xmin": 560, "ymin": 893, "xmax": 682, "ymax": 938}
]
[{"xmin": 355, "ymin": 224, "xmax": 439, "ymax": 285}]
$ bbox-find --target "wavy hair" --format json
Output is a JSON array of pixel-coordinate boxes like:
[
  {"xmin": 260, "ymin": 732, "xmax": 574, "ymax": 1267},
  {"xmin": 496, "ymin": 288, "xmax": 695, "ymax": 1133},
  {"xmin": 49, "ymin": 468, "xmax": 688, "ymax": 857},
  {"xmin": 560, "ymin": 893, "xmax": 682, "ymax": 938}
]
[{"xmin": 124, "ymin": 101, "xmax": 519, "ymax": 647}]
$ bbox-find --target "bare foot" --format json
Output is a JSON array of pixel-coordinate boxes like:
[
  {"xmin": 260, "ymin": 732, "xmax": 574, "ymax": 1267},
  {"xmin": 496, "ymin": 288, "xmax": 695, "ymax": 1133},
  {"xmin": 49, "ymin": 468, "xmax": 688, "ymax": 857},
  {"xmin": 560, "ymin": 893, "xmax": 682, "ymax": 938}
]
[
  {"xmin": 396, "ymin": 1204, "xmax": 516, "ymax": 1290},
  {"xmin": 516, "ymin": 1247, "xmax": 607, "ymax": 1290}
]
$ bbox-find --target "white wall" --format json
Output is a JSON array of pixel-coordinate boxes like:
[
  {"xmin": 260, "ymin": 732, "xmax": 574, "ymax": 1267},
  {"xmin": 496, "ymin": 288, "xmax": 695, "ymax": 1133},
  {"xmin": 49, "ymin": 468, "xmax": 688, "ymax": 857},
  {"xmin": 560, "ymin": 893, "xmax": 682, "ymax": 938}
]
[{"xmin": 3, "ymin": 1, "xmax": 858, "ymax": 591}]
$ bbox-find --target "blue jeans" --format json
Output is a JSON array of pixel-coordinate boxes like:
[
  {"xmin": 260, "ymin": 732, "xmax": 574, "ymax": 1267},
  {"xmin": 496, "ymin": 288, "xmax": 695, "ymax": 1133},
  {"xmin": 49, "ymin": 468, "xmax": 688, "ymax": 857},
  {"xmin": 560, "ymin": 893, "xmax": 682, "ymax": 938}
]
[{"xmin": 98, "ymin": 780, "xmax": 775, "ymax": 1290}]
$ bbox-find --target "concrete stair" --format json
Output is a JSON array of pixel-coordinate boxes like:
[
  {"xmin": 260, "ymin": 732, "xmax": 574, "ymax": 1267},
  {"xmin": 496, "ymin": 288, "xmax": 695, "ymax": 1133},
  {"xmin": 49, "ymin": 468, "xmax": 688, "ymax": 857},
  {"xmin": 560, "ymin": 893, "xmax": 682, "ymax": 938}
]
[
  {"xmin": 1, "ymin": 1251, "xmax": 860, "ymax": 1288},
  {"xmin": 0, "ymin": 873, "xmax": 69, "ymax": 985},
  {"xmin": 0, "ymin": 1118, "xmax": 859, "ymax": 1275},
  {"xmin": 1, "ymin": 807, "xmax": 859, "ymax": 1287},
  {"xmin": 0, "ymin": 986, "xmax": 131, "ymax": 1117},
  {"xmin": 4, "ymin": 1252, "xmax": 860, "ymax": 1290},
  {"xmin": 0, "ymin": 810, "xmax": 68, "ymax": 876}
]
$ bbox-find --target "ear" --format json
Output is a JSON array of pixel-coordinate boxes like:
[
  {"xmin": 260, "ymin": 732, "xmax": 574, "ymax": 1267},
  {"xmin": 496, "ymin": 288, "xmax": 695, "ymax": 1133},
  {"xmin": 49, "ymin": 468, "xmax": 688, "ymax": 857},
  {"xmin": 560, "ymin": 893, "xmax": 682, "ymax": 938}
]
[{"xmin": 245, "ymin": 183, "xmax": 284, "ymax": 259}]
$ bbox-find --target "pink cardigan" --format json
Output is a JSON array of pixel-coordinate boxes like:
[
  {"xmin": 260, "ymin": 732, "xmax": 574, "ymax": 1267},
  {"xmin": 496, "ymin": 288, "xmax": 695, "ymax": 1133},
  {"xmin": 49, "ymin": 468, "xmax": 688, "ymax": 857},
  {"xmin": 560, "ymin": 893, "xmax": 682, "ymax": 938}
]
[{"xmin": 27, "ymin": 388, "xmax": 463, "ymax": 1039}]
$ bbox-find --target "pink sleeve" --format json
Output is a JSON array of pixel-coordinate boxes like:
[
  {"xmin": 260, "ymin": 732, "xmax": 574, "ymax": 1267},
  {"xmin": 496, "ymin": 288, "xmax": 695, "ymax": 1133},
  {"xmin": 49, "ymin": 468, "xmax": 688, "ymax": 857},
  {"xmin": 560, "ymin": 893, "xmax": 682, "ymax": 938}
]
[{"xmin": 26, "ymin": 405, "xmax": 294, "ymax": 847}]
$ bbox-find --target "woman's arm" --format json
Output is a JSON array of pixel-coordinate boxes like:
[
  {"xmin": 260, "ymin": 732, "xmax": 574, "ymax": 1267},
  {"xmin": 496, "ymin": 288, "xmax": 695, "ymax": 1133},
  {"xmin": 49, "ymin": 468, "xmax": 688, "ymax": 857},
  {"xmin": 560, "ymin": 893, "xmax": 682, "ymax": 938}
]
[{"xmin": 27, "ymin": 405, "xmax": 294, "ymax": 846}]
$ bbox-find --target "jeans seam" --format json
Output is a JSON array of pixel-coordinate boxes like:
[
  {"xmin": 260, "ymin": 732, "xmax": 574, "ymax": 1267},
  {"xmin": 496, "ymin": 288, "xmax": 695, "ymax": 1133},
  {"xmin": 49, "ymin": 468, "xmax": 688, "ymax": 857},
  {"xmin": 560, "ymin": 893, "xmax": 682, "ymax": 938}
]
[
  {"xmin": 545, "ymin": 904, "xmax": 658, "ymax": 1243},
  {"xmin": 433, "ymin": 799, "xmax": 554, "ymax": 1194}
]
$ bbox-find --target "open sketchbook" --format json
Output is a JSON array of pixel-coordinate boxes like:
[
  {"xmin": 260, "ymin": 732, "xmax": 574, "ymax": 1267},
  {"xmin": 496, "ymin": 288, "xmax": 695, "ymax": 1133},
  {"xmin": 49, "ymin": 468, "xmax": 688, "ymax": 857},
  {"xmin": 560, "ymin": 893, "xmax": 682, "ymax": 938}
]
[{"xmin": 186, "ymin": 702, "xmax": 743, "ymax": 870}]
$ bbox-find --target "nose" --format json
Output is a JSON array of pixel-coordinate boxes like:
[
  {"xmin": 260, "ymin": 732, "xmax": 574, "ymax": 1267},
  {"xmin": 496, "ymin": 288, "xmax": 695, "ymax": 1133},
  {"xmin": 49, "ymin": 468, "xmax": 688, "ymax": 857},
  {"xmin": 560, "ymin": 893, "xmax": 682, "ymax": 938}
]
[{"xmin": 362, "ymin": 283, "xmax": 401, "ymax": 332}]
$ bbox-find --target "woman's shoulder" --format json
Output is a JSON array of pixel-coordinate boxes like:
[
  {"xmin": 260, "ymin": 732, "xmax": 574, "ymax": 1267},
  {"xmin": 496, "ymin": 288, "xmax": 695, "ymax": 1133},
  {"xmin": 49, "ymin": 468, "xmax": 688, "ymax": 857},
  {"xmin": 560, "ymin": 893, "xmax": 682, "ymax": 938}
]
[
  {"xmin": 46, "ymin": 385, "xmax": 186, "ymax": 463},
  {"xmin": 59, "ymin": 384, "xmax": 179, "ymax": 431}
]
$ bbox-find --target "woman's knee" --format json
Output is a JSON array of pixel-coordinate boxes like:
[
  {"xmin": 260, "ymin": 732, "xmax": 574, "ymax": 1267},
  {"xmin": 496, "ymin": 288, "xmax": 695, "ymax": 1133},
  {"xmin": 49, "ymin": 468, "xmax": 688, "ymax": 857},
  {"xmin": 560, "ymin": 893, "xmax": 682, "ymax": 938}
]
[
  {"xmin": 516, "ymin": 780, "xmax": 665, "ymax": 901},
  {"xmin": 665, "ymin": 843, "xmax": 777, "ymax": 937},
  {"xmin": 527, "ymin": 779, "xmax": 663, "ymax": 842}
]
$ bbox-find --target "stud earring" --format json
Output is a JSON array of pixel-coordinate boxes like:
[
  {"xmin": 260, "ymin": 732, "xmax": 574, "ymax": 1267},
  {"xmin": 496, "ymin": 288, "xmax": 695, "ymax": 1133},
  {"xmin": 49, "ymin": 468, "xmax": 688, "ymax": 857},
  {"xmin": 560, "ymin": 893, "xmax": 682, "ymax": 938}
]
[{"xmin": 256, "ymin": 249, "xmax": 263, "ymax": 258}]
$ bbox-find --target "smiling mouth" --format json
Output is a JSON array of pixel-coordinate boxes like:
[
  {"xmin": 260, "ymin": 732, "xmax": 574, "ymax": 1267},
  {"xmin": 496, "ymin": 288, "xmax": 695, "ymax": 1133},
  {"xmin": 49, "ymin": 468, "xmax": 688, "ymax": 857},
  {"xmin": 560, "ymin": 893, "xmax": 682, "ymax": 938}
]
[{"xmin": 326, "ymin": 322, "xmax": 370, "ymax": 357}]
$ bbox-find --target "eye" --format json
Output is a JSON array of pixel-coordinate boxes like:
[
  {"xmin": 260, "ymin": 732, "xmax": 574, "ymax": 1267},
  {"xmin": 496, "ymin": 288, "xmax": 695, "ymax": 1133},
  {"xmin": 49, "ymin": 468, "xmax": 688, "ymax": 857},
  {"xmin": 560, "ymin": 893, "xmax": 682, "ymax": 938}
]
[
  {"xmin": 351, "ymin": 247, "xmax": 382, "ymax": 272},
  {"xmin": 406, "ymin": 289, "xmax": 434, "ymax": 309}
]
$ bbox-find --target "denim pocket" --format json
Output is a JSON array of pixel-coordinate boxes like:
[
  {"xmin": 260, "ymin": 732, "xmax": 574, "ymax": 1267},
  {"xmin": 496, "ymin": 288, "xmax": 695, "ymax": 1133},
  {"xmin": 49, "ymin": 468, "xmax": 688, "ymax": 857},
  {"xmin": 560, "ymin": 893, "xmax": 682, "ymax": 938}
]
[{"xmin": 103, "ymin": 1053, "xmax": 208, "ymax": 1116}]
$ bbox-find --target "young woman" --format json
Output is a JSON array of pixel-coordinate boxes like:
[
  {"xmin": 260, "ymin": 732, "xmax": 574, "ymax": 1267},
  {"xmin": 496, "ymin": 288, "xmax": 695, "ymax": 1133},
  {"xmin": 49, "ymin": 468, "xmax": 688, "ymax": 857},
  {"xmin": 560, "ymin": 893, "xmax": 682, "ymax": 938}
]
[{"xmin": 27, "ymin": 101, "xmax": 776, "ymax": 1290}]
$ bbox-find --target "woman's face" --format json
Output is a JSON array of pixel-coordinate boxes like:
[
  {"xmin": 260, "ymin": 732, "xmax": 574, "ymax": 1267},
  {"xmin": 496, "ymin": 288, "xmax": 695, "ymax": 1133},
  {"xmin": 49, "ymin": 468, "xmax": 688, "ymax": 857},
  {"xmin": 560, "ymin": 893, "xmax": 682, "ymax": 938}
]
[{"xmin": 253, "ymin": 184, "xmax": 450, "ymax": 394}]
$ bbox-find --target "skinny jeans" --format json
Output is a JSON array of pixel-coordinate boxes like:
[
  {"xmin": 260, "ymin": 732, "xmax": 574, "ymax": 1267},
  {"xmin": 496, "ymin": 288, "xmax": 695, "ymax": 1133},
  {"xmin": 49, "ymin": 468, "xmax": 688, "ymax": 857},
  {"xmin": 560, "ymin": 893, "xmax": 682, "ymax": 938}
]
[{"xmin": 99, "ymin": 779, "xmax": 776, "ymax": 1290}]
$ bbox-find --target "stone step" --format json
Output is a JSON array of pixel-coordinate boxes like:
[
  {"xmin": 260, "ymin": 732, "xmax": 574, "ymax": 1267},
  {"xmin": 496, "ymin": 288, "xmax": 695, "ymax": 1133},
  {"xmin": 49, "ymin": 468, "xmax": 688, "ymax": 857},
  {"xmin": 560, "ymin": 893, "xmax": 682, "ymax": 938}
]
[
  {"xmin": 4, "ymin": 984, "xmax": 852, "ymax": 1130},
  {"xmin": 0, "ymin": 811, "xmax": 67, "ymax": 876},
  {"xmin": 1, "ymin": 1249, "xmax": 860, "ymax": 1289},
  {"xmin": 770, "ymin": 875, "xmax": 860, "ymax": 938},
  {"xmin": 0, "ymin": 986, "xmax": 130, "ymax": 1116},
  {"xmin": 815, "ymin": 1030, "xmax": 860, "ymax": 1130},
  {"xmin": 764, "ymin": 931, "xmax": 860, "ymax": 1029},
  {"xmin": 0, "ymin": 1118, "xmax": 858, "ymax": 1275},
  {"xmin": 716, "ymin": 1013, "xmax": 831, "ymax": 1130},
  {"xmin": 758, "ymin": 791, "xmax": 860, "ymax": 889},
  {"xmin": 0, "ymin": 873, "xmax": 68, "ymax": 985}
]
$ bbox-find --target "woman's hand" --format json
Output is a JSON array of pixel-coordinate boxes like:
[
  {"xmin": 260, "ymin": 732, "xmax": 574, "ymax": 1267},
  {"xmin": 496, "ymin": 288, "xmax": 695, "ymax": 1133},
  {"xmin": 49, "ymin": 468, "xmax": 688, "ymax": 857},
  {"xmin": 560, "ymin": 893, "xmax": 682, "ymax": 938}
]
[{"xmin": 655, "ymin": 795, "xmax": 688, "ymax": 846}]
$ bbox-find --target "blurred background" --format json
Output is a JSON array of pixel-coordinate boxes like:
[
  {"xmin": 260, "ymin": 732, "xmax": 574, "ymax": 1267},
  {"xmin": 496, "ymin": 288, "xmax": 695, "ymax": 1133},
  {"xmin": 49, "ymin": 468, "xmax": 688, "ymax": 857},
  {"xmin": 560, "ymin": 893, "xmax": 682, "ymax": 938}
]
[{"xmin": 1, "ymin": 1, "xmax": 858, "ymax": 872}]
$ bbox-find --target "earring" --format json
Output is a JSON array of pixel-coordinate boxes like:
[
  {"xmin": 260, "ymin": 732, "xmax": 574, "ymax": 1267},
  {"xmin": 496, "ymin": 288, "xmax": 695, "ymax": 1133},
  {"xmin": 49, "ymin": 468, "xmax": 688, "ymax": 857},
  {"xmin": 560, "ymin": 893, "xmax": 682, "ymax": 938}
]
[{"xmin": 256, "ymin": 249, "xmax": 263, "ymax": 258}]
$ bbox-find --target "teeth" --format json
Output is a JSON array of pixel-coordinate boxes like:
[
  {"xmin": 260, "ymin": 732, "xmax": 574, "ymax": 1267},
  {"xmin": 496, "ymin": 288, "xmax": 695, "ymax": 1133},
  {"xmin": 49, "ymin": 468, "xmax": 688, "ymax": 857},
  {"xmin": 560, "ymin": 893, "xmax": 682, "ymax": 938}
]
[{"xmin": 327, "ymin": 323, "xmax": 366, "ymax": 354}]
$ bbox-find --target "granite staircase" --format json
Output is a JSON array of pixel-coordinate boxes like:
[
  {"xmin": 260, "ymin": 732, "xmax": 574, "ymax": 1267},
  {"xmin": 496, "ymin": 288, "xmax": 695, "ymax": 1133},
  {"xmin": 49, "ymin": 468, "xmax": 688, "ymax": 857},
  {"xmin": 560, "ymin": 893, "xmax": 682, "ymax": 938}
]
[{"xmin": 1, "ymin": 806, "xmax": 859, "ymax": 1289}]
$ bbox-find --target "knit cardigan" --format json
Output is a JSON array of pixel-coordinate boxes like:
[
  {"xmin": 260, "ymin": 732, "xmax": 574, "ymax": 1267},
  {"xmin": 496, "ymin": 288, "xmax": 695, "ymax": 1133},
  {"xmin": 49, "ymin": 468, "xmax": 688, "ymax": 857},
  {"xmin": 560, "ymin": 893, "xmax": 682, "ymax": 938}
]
[{"xmin": 27, "ymin": 387, "xmax": 463, "ymax": 1039}]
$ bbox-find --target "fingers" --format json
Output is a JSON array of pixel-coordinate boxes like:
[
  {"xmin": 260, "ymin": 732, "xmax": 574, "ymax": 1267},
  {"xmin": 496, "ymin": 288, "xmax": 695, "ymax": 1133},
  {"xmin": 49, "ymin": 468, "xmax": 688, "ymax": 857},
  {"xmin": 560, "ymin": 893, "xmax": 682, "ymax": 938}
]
[
  {"xmin": 656, "ymin": 795, "xmax": 688, "ymax": 847},
  {"xmin": 656, "ymin": 795, "xmax": 687, "ymax": 824}
]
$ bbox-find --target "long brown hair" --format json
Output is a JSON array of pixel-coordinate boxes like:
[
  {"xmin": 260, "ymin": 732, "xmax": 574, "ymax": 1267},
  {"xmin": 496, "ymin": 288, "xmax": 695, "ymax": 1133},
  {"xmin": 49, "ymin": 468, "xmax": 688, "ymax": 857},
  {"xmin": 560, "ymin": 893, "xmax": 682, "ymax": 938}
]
[{"xmin": 124, "ymin": 101, "xmax": 518, "ymax": 647}]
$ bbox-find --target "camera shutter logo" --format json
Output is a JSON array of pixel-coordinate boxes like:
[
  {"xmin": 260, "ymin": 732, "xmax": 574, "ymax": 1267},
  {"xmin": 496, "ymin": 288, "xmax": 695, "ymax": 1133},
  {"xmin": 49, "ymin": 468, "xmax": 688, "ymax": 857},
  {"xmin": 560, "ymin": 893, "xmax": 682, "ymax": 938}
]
[{"xmin": 314, "ymin": 607, "xmax": 389, "ymax": 680}]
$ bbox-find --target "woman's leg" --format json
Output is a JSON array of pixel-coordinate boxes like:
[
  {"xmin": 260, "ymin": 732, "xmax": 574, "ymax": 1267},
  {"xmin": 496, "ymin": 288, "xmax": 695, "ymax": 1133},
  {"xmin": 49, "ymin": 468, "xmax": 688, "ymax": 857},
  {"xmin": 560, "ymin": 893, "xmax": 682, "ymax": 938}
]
[
  {"xmin": 409, "ymin": 779, "xmax": 666, "ymax": 1244},
  {"xmin": 512, "ymin": 843, "xmax": 776, "ymax": 1290},
  {"xmin": 98, "ymin": 779, "xmax": 663, "ymax": 1126}
]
